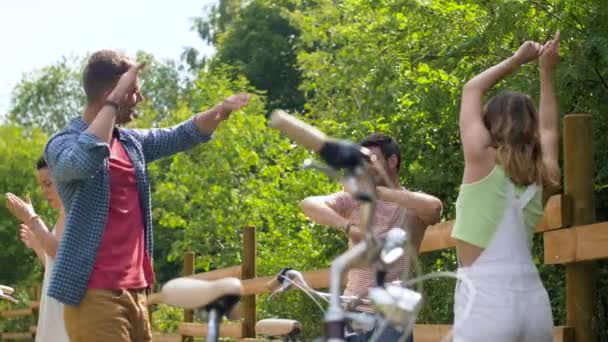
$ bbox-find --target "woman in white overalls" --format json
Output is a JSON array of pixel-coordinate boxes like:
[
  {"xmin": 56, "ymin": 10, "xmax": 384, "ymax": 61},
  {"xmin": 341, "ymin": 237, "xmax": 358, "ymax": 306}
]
[{"xmin": 451, "ymin": 33, "xmax": 561, "ymax": 342}]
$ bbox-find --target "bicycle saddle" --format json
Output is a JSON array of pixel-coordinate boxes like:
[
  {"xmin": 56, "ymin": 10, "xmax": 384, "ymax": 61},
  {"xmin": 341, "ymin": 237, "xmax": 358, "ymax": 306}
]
[
  {"xmin": 162, "ymin": 277, "xmax": 243, "ymax": 310},
  {"xmin": 256, "ymin": 319, "xmax": 302, "ymax": 337},
  {"xmin": 0, "ymin": 285, "xmax": 14, "ymax": 295},
  {"xmin": 0, "ymin": 285, "xmax": 18, "ymax": 303}
]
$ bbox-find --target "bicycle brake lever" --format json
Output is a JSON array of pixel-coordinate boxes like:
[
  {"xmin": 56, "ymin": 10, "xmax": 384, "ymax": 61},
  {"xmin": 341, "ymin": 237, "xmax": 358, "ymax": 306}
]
[
  {"xmin": 267, "ymin": 282, "xmax": 291, "ymax": 300},
  {"xmin": 380, "ymin": 228, "xmax": 408, "ymax": 265},
  {"xmin": 266, "ymin": 268, "xmax": 295, "ymax": 300},
  {"xmin": 303, "ymin": 159, "xmax": 342, "ymax": 181},
  {"xmin": 368, "ymin": 284, "xmax": 422, "ymax": 328},
  {"xmin": 381, "ymin": 247, "xmax": 404, "ymax": 265}
]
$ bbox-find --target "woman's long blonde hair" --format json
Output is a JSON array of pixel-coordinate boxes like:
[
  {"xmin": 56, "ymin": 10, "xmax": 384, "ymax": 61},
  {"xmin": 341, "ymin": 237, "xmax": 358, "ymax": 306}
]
[{"xmin": 483, "ymin": 91, "xmax": 555, "ymax": 186}]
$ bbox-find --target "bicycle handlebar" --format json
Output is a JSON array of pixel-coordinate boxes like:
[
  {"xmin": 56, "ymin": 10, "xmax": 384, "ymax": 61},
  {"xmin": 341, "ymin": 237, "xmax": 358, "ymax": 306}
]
[
  {"xmin": 270, "ymin": 110, "xmax": 327, "ymax": 153},
  {"xmin": 267, "ymin": 268, "xmax": 371, "ymax": 307},
  {"xmin": 265, "ymin": 267, "xmax": 292, "ymax": 292},
  {"xmin": 270, "ymin": 110, "xmax": 371, "ymax": 171},
  {"xmin": 269, "ymin": 109, "xmax": 404, "ymax": 340}
]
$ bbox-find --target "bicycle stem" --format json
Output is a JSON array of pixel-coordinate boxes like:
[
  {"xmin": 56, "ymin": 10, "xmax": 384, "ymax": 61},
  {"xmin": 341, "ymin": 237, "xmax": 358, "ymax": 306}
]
[
  {"xmin": 326, "ymin": 196, "xmax": 381, "ymax": 339},
  {"xmin": 207, "ymin": 308, "xmax": 221, "ymax": 342}
]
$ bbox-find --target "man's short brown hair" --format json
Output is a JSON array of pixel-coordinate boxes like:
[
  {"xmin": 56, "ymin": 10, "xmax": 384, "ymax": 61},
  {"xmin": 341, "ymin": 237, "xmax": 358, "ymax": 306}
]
[
  {"xmin": 360, "ymin": 132, "xmax": 402, "ymax": 171},
  {"xmin": 83, "ymin": 50, "xmax": 133, "ymax": 103}
]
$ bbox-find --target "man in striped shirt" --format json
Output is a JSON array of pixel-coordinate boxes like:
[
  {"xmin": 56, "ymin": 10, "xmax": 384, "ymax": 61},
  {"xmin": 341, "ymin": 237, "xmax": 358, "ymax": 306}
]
[{"xmin": 300, "ymin": 133, "xmax": 442, "ymax": 342}]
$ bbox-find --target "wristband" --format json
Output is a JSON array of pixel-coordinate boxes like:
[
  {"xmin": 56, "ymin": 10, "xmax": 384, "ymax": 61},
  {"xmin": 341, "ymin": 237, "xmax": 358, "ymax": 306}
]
[
  {"xmin": 344, "ymin": 222, "xmax": 353, "ymax": 235},
  {"xmin": 215, "ymin": 102, "xmax": 231, "ymax": 120},
  {"xmin": 28, "ymin": 214, "xmax": 40, "ymax": 223},
  {"xmin": 104, "ymin": 100, "xmax": 120, "ymax": 111}
]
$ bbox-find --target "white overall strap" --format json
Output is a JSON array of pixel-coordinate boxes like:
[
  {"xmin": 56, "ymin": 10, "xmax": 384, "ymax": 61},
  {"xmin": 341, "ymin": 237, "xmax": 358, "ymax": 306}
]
[
  {"xmin": 505, "ymin": 180, "xmax": 517, "ymax": 203},
  {"xmin": 473, "ymin": 181, "xmax": 532, "ymax": 265},
  {"xmin": 517, "ymin": 183, "xmax": 539, "ymax": 210}
]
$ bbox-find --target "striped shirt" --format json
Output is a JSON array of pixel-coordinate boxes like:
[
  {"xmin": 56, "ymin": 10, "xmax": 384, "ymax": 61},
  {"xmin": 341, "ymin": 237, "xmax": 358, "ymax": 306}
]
[{"xmin": 327, "ymin": 190, "xmax": 425, "ymax": 312}]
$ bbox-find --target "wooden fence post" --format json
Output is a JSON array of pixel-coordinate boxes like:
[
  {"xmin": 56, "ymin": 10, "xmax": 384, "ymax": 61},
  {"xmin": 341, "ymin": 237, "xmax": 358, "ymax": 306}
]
[
  {"xmin": 563, "ymin": 113, "xmax": 598, "ymax": 342},
  {"xmin": 242, "ymin": 226, "xmax": 257, "ymax": 338},
  {"xmin": 182, "ymin": 251, "xmax": 195, "ymax": 342}
]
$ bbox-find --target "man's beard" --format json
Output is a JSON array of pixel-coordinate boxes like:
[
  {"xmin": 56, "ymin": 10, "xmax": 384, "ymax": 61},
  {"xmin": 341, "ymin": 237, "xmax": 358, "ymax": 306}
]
[
  {"xmin": 374, "ymin": 174, "xmax": 390, "ymax": 187},
  {"xmin": 116, "ymin": 107, "xmax": 139, "ymax": 125},
  {"xmin": 371, "ymin": 167, "xmax": 391, "ymax": 187},
  {"xmin": 371, "ymin": 168, "xmax": 398, "ymax": 188}
]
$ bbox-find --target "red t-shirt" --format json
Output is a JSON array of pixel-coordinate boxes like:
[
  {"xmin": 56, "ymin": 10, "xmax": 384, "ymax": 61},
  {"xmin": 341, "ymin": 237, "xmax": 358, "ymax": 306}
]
[{"xmin": 88, "ymin": 137, "xmax": 154, "ymax": 289}]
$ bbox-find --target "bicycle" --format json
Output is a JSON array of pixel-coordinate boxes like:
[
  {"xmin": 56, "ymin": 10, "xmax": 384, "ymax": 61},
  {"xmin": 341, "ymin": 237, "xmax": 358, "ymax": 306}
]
[
  {"xmin": 161, "ymin": 277, "xmax": 243, "ymax": 342},
  {"xmin": 160, "ymin": 110, "xmax": 475, "ymax": 342},
  {"xmin": 268, "ymin": 110, "xmax": 475, "ymax": 342},
  {"xmin": 265, "ymin": 267, "xmax": 418, "ymax": 341}
]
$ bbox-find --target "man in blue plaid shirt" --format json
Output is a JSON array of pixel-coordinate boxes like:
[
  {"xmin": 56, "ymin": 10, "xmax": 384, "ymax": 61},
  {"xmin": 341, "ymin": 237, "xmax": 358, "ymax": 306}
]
[{"xmin": 43, "ymin": 50, "xmax": 250, "ymax": 341}]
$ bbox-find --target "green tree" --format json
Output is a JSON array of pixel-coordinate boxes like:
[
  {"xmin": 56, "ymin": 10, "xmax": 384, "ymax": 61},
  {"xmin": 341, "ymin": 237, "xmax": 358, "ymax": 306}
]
[
  {"xmin": 5, "ymin": 0, "xmax": 608, "ymax": 338},
  {"xmin": 8, "ymin": 52, "xmax": 188, "ymax": 135},
  {"xmin": 190, "ymin": 0, "xmax": 306, "ymax": 111},
  {"xmin": 289, "ymin": 0, "xmax": 608, "ymax": 330},
  {"xmin": 8, "ymin": 56, "xmax": 85, "ymax": 135},
  {"xmin": 0, "ymin": 126, "xmax": 50, "ymax": 285}
]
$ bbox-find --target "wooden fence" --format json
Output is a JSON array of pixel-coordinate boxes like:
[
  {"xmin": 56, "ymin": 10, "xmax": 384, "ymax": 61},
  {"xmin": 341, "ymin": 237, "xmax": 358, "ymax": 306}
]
[
  {"xmin": 0, "ymin": 285, "xmax": 40, "ymax": 341},
  {"xmin": 2, "ymin": 114, "xmax": 604, "ymax": 342},
  {"xmin": 148, "ymin": 114, "xmax": 604, "ymax": 342}
]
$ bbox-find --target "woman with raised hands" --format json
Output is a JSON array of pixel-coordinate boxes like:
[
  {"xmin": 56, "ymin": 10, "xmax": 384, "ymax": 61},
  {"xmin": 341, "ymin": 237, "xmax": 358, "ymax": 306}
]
[
  {"xmin": 6, "ymin": 157, "xmax": 69, "ymax": 342},
  {"xmin": 451, "ymin": 32, "xmax": 560, "ymax": 342}
]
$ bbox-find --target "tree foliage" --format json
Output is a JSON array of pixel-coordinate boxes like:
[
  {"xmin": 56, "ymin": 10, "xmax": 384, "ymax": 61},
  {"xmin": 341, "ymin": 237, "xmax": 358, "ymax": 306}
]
[
  {"xmin": 8, "ymin": 56, "xmax": 84, "ymax": 134},
  {"xmin": 190, "ymin": 0, "xmax": 306, "ymax": 112},
  {"xmin": 3, "ymin": 0, "xmax": 608, "ymax": 339},
  {"xmin": 0, "ymin": 126, "xmax": 50, "ymax": 284}
]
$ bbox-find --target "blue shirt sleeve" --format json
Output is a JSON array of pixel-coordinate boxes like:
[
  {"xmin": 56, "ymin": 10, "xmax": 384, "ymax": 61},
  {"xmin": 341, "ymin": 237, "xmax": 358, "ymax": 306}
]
[
  {"xmin": 131, "ymin": 117, "xmax": 212, "ymax": 162},
  {"xmin": 44, "ymin": 130, "xmax": 110, "ymax": 182}
]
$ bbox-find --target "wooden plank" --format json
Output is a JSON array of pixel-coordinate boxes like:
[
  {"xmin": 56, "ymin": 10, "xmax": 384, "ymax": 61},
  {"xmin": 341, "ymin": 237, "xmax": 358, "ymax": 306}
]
[
  {"xmin": 241, "ymin": 268, "xmax": 345, "ymax": 296},
  {"xmin": 419, "ymin": 221, "xmax": 455, "ymax": 253},
  {"xmin": 29, "ymin": 326, "xmax": 37, "ymax": 334},
  {"xmin": 1, "ymin": 308, "xmax": 33, "ymax": 318},
  {"xmin": 290, "ymin": 268, "xmax": 338, "ymax": 289},
  {"xmin": 544, "ymin": 228, "xmax": 577, "ymax": 264},
  {"xmin": 544, "ymin": 221, "xmax": 608, "ymax": 264},
  {"xmin": 189, "ymin": 265, "xmax": 242, "ymax": 281},
  {"xmin": 242, "ymin": 275, "xmax": 280, "ymax": 296},
  {"xmin": 555, "ymin": 326, "xmax": 575, "ymax": 342},
  {"xmin": 413, "ymin": 324, "xmax": 451, "ymax": 341},
  {"xmin": 536, "ymin": 194, "xmax": 569, "ymax": 232},
  {"xmin": 148, "ymin": 266, "xmax": 244, "ymax": 306},
  {"xmin": 152, "ymin": 333, "xmax": 182, "ymax": 342},
  {"xmin": 1, "ymin": 332, "xmax": 33, "ymax": 339},
  {"xmin": 241, "ymin": 227, "xmax": 256, "ymax": 338},
  {"xmin": 411, "ymin": 325, "xmax": 572, "ymax": 342},
  {"xmin": 419, "ymin": 194, "xmax": 563, "ymax": 253},
  {"xmin": 147, "ymin": 292, "xmax": 164, "ymax": 305},
  {"xmin": 30, "ymin": 301, "xmax": 40, "ymax": 310},
  {"xmin": 178, "ymin": 322, "xmax": 243, "ymax": 338}
]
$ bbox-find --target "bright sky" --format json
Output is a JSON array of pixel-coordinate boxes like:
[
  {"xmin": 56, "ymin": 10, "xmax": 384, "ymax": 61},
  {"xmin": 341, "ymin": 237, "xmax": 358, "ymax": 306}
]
[{"xmin": 0, "ymin": 0, "xmax": 217, "ymax": 118}]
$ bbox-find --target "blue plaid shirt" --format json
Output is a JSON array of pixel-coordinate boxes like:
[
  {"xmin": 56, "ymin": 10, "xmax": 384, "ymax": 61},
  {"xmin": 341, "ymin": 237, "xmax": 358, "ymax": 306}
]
[{"xmin": 44, "ymin": 117, "xmax": 211, "ymax": 305}]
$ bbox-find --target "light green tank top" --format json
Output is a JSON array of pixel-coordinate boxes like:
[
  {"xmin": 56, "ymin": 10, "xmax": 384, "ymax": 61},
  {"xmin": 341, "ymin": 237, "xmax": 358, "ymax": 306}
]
[{"xmin": 452, "ymin": 165, "xmax": 544, "ymax": 248}]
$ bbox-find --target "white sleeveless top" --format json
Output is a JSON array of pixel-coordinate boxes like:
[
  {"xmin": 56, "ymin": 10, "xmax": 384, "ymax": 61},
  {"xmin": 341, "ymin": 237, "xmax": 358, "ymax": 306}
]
[{"xmin": 36, "ymin": 228, "xmax": 69, "ymax": 342}]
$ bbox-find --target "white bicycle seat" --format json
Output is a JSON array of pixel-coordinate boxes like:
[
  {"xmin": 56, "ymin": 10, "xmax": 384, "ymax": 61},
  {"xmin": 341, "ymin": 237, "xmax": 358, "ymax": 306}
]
[{"xmin": 162, "ymin": 277, "xmax": 243, "ymax": 310}]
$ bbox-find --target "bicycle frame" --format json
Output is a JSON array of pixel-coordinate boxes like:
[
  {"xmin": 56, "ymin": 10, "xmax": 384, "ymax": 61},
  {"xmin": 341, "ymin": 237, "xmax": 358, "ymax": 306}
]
[
  {"xmin": 302, "ymin": 144, "xmax": 401, "ymax": 340},
  {"xmin": 269, "ymin": 110, "xmax": 419, "ymax": 341},
  {"xmin": 206, "ymin": 308, "xmax": 221, "ymax": 342}
]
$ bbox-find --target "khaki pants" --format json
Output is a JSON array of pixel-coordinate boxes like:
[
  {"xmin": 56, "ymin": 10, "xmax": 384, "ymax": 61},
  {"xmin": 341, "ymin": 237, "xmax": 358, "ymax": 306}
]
[{"xmin": 64, "ymin": 289, "xmax": 152, "ymax": 342}]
